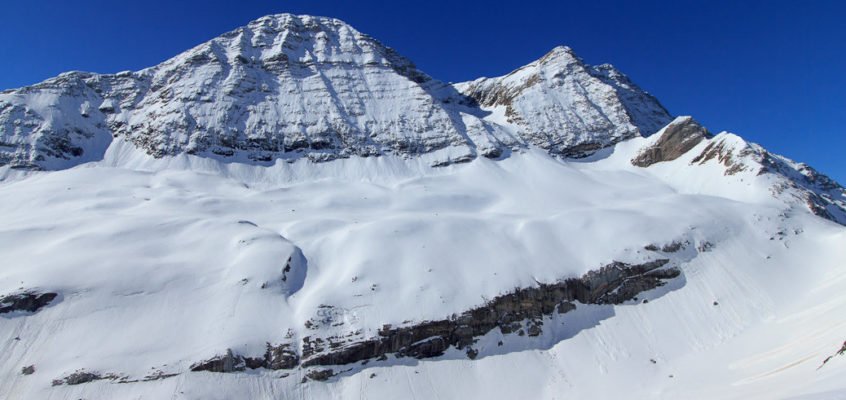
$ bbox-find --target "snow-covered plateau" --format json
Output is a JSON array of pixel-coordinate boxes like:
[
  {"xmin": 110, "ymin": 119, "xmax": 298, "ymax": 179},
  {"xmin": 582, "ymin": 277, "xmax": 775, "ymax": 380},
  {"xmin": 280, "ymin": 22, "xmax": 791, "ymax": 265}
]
[{"xmin": 1, "ymin": 13, "xmax": 845, "ymax": 400}]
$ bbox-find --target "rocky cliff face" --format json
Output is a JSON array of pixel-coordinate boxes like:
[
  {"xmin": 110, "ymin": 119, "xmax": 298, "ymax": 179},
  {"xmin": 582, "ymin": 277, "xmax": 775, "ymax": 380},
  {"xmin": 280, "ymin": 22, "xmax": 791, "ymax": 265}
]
[
  {"xmin": 632, "ymin": 116, "xmax": 710, "ymax": 167},
  {"xmin": 187, "ymin": 259, "xmax": 680, "ymax": 375},
  {"xmin": 722, "ymin": 140, "xmax": 846, "ymax": 224},
  {"xmin": 0, "ymin": 14, "xmax": 672, "ymax": 170},
  {"xmin": 0, "ymin": 291, "xmax": 58, "ymax": 314},
  {"xmin": 631, "ymin": 116, "xmax": 846, "ymax": 225},
  {"xmin": 296, "ymin": 259, "xmax": 678, "ymax": 368},
  {"xmin": 456, "ymin": 47, "xmax": 673, "ymax": 157}
]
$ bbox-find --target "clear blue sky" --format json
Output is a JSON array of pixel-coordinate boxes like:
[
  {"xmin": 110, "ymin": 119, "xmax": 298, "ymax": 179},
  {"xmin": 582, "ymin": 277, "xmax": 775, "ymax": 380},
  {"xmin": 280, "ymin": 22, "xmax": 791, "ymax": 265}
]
[{"xmin": 1, "ymin": 0, "xmax": 843, "ymax": 182}]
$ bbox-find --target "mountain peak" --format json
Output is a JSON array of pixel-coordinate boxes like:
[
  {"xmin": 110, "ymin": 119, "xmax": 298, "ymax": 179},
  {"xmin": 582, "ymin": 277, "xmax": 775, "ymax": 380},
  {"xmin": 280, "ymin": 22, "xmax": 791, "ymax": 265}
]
[
  {"xmin": 159, "ymin": 13, "xmax": 420, "ymax": 78},
  {"xmin": 537, "ymin": 45, "xmax": 583, "ymax": 66},
  {"xmin": 456, "ymin": 45, "xmax": 672, "ymax": 157}
]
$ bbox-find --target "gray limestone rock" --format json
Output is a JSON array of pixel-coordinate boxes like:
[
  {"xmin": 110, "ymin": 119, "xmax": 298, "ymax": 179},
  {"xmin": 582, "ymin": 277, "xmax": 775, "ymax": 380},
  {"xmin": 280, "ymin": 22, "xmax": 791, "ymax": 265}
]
[
  {"xmin": 190, "ymin": 349, "xmax": 246, "ymax": 373},
  {"xmin": 632, "ymin": 116, "xmax": 709, "ymax": 167},
  {"xmin": 299, "ymin": 259, "xmax": 679, "ymax": 368}
]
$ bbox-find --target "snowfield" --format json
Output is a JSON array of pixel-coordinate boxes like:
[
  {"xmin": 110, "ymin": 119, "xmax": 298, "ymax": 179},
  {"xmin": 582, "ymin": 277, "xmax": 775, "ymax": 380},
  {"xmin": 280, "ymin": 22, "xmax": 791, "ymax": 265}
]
[
  {"xmin": 1, "ymin": 13, "xmax": 845, "ymax": 400},
  {"xmin": 1, "ymin": 137, "xmax": 845, "ymax": 399}
]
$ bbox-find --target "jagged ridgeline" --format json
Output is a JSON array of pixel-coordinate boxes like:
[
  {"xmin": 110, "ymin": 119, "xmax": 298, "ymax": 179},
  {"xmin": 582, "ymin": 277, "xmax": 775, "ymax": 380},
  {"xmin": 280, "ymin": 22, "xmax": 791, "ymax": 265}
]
[{"xmin": 0, "ymin": 14, "xmax": 671, "ymax": 170}]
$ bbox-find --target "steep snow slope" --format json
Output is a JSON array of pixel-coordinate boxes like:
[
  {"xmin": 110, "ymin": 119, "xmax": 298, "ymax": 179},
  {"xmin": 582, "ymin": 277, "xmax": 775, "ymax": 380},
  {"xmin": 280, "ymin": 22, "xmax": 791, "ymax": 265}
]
[{"xmin": 1, "ymin": 141, "xmax": 845, "ymax": 399}]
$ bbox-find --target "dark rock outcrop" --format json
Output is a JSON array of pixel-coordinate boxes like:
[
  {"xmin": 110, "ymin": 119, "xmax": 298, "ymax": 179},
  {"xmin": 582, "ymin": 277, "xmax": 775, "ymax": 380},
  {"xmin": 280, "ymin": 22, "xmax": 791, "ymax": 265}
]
[
  {"xmin": 0, "ymin": 291, "xmax": 58, "ymax": 314},
  {"xmin": 632, "ymin": 116, "xmax": 709, "ymax": 167},
  {"xmin": 190, "ymin": 349, "xmax": 245, "ymax": 373},
  {"xmin": 52, "ymin": 370, "xmax": 121, "ymax": 386},
  {"xmin": 690, "ymin": 139, "xmax": 746, "ymax": 175},
  {"xmin": 661, "ymin": 241, "xmax": 685, "ymax": 253},
  {"xmin": 264, "ymin": 343, "xmax": 300, "ymax": 370},
  {"xmin": 300, "ymin": 259, "xmax": 678, "ymax": 367},
  {"xmin": 65, "ymin": 371, "xmax": 104, "ymax": 385},
  {"xmin": 304, "ymin": 369, "xmax": 334, "ymax": 382},
  {"xmin": 645, "ymin": 241, "xmax": 687, "ymax": 253},
  {"xmin": 191, "ymin": 343, "xmax": 299, "ymax": 373},
  {"xmin": 190, "ymin": 259, "xmax": 680, "ymax": 375}
]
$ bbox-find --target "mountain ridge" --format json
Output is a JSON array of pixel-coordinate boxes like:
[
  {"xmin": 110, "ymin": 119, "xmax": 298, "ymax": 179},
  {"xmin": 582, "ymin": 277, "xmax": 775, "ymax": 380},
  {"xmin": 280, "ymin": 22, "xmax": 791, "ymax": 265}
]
[
  {"xmin": 0, "ymin": 13, "xmax": 671, "ymax": 170},
  {"xmin": 2, "ymin": 13, "xmax": 843, "ymax": 226}
]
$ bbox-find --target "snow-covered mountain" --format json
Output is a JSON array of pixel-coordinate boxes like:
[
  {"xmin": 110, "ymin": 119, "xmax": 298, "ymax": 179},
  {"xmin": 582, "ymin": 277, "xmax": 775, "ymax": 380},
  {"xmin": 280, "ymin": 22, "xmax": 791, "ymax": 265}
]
[
  {"xmin": 0, "ymin": 14, "xmax": 672, "ymax": 170},
  {"xmin": 1, "ymin": 13, "xmax": 845, "ymax": 400},
  {"xmin": 456, "ymin": 46, "xmax": 671, "ymax": 157},
  {"xmin": 631, "ymin": 116, "xmax": 846, "ymax": 225}
]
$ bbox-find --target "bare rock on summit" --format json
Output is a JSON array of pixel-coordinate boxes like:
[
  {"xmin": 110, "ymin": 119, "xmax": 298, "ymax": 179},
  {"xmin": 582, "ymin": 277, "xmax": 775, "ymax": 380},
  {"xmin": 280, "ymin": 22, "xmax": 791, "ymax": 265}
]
[{"xmin": 632, "ymin": 116, "xmax": 710, "ymax": 167}]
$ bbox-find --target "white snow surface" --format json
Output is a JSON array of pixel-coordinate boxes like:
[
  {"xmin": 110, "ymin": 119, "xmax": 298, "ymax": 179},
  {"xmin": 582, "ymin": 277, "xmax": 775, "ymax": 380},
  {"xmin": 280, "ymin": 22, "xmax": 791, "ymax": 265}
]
[
  {"xmin": 0, "ymin": 13, "xmax": 844, "ymax": 400},
  {"xmin": 1, "ymin": 137, "xmax": 845, "ymax": 399}
]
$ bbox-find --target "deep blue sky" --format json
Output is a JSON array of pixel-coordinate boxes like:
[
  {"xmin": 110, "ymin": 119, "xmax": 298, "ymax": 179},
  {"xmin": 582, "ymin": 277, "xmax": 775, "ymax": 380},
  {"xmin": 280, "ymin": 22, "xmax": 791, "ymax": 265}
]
[{"xmin": 2, "ymin": 0, "xmax": 843, "ymax": 182}]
